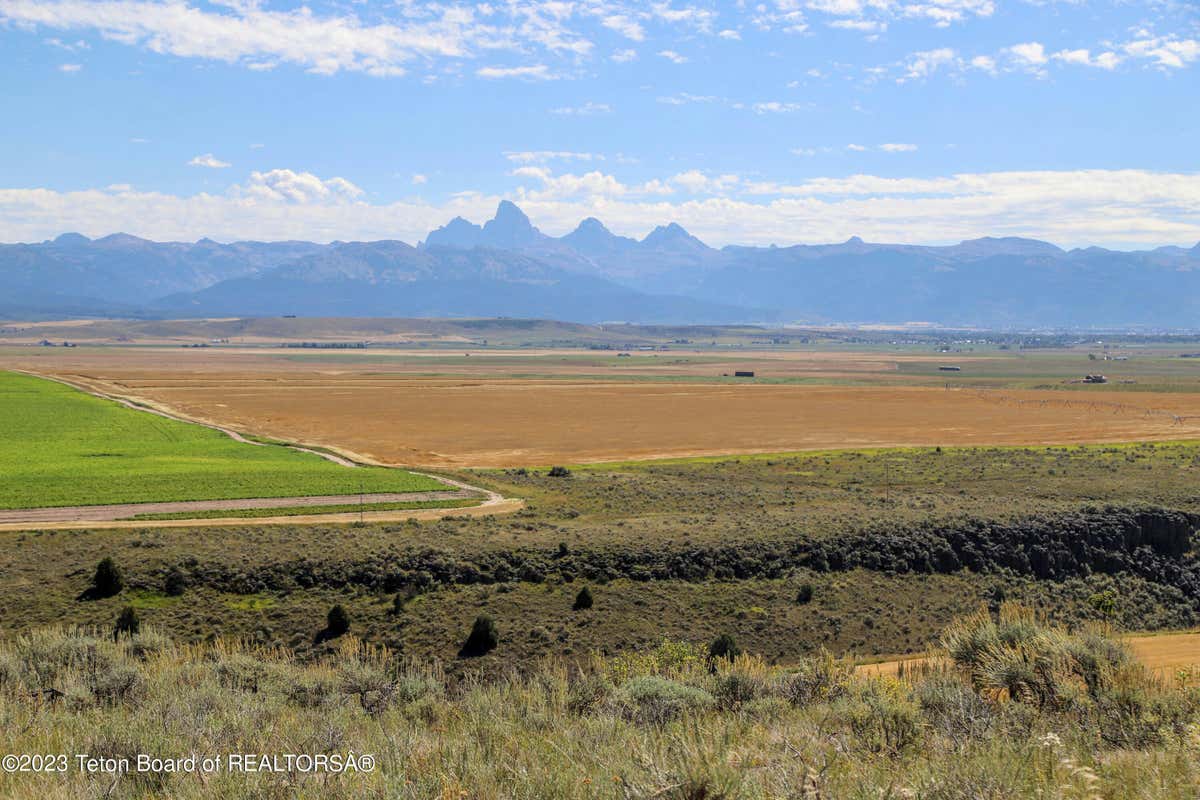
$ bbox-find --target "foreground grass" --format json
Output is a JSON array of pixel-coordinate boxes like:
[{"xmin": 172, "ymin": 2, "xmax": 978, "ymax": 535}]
[
  {"xmin": 2, "ymin": 607, "xmax": 1200, "ymax": 799},
  {"xmin": 0, "ymin": 371, "xmax": 445, "ymax": 508}
]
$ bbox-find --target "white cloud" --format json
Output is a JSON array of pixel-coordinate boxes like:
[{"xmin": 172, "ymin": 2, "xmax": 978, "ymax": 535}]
[
  {"xmin": 505, "ymin": 151, "xmax": 604, "ymax": 164},
  {"xmin": 1051, "ymin": 48, "xmax": 1121, "ymax": 70},
  {"xmin": 411, "ymin": 174, "xmax": 428, "ymax": 185},
  {"xmin": 58, "ymin": 62, "xmax": 81, "ymax": 72},
  {"xmin": 550, "ymin": 101, "xmax": 612, "ymax": 115},
  {"xmin": 657, "ymin": 49, "xmax": 688, "ymax": 64},
  {"xmin": 476, "ymin": 64, "xmax": 555, "ymax": 80},
  {"xmin": 610, "ymin": 48, "xmax": 638, "ymax": 63},
  {"xmin": 879, "ymin": 143, "xmax": 918, "ymax": 152},
  {"xmin": 4, "ymin": 169, "xmax": 1199, "ymax": 249},
  {"xmin": 1122, "ymin": 34, "xmax": 1199, "ymax": 69},
  {"xmin": 718, "ymin": 29, "xmax": 741, "ymax": 40},
  {"xmin": 188, "ymin": 154, "xmax": 231, "ymax": 169},
  {"xmin": 901, "ymin": 48, "xmax": 958, "ymax": 81},
  {"xmin": 829, "ymin": 19, "xmax": 886, "ymax": 33},
  {"xmin": 752, "ymin": 101, "xmax": 808, "ymax": 113},
  {"xmin": 1007, "ymin": 41, "xmax": 1048, "ymax": 67},
  {"xmin": 236, "ymin": 169, "xmax": 363, "ymax": 203},
  {"xmin": 0, "ymin": 0, "xmax": 594, "ymax": 78},
  {"xmin": 969, "ymin": 55, "xmax": 996, "ymax": 74},
  {"xmin": 846, "ymin": 143, "xmax": 868, "ymax": 152},
  {"xmin": 601, "ymin": 14, "xmax": 644, "ymax": 41},
  {"xmin": 667, "ymin": 171, "xmax": 740, "ymax": 194},
  {"xmin": 657, "ymin": 92, "xmax": 719, "ymax": 105}
]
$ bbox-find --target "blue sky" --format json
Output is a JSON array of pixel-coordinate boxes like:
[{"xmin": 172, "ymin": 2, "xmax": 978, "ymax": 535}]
[{"xmin": 1, "ymin": 0, "xmax": 1197, "ymax": 248}]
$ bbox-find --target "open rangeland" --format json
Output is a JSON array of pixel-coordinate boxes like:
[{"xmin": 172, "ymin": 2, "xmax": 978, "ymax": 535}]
[{"xmin": 3, "ymin": 343, "xmax": 1200, "ymax": 467}]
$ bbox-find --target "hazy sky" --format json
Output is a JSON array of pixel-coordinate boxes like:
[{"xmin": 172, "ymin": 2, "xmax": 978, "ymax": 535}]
[{"xmin": 1, "ymin": 0, "xmax": 1197, "ymax": 247}]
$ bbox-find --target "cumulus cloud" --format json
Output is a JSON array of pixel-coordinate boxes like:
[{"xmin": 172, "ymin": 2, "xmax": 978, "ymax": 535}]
[
  {"xmin": 657, "ymin": 49, "xmax": 688, "ymax": 64},
  {"xmin": 188, "ymin": 154, "xmax": 231, "ymax": 169},
  {"xmin": 1007, "ymin": 41, "xmax": 1048, "ymax": 70},
  {"xmin": 3, "ymin": 169, "xmax": 1199, "ymax": 249},
  {"xmin": 411, "ymin": 174, "xmax": 428, "ymax": 185},
  {"xmin": 236, "ymin": 169, "xmax": 363, "ymax": 203},
  {"xmin": 879, "ymin": 143, "xmax": 918, "ymax": 152},
  {"xmin": 57, "ymin": 62, "xmax": 82, "ymax": 72},
  {"xmin": 1122, "ymin": 34, "xmax": 1199, "ymax": 69}
]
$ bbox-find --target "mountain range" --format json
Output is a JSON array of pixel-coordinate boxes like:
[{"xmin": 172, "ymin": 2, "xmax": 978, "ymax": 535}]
[{"xmin": 3, "ymin": 200, "xmax": 1198, "ymax": 327}]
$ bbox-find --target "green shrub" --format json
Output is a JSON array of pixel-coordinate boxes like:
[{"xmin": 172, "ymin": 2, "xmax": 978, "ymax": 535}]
[
  {"xmin": 796, "ymin": 583, "xmax": 814, "ymax": 604},
  {"xmin": 547, "ymin": 466, "xmax": 571, "ymax": 478},
  {"xmin": 459, "ymin": 615, "xmax": 499, "ymax": 658},
  {"xmin": 713, "ymin": 670, "xmax": 763, "ymax": 710},
  {"xmin": 915, "ymin": 674, "xmax": 994, "ymax": 745},
  {"xmin": 776, "ymin": 649, "xmax": 853, "ymax": 706},
  {"xmin": 567, "ymin": 673, "xmax": 612, "ymax": 715},
  {"xmin": 573, "ymin": 586, "xmax": 594, "ymax": 611},
  {"xmin": 842, "ymin": 682, "xmax": 922, "ymax": 755},
  {"xmin": 92, "ymin": 557, "xmax": 124, "ymax": 598},
  {"xmin": 614, "ymin": 675, "xmax": 714, "ymax": 724}
]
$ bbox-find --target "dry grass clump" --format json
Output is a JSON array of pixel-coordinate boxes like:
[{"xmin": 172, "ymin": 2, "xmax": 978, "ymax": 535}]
[{"xmin": 2, "ymin": 609, "xmax": 1200, "ymax": 799}]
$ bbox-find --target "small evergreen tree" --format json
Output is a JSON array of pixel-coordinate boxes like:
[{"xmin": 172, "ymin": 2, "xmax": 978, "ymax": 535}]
[
  {"xmin": 114, "ymin": 606, "xmax": 140, "ymax": 637},
  {"xmin": 573, "ymin": 586, "xmax": 594, "ymax": 611},
  {"xmin": 163, "ymin": 568, "xmax": 187, "ymax": 597},
  {"xmin": 459, "ymin": 615, "xmax": 499, "ymax": 657},
  {"xmin": 548, "ymin": 465, "xmax": 571, "ymax": 477},
  {"xmin": 326, "ymin": 604, "xmax": 350, "ymax": 637},
  {"xmin": 708, "ymin": 633, "xmax": 741, "ymax": 662},
  {"xmin": 796, "ymin": 583, "xmax": 814, "ymax": 604},
  {"xmin": 93, "ymin": 557, "xmax": 124, "ymax": 597}
]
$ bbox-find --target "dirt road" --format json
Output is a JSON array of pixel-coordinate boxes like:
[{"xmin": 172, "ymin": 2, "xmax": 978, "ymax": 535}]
[{"xmin": 0, "ymin": 490, "xmax": 478, "ymax": 524}]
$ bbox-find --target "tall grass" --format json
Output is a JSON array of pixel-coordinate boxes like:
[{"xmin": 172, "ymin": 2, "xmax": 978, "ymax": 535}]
[{"xmin": 2, "ymin": 608, "xmax": 1200, "ymax": 798}]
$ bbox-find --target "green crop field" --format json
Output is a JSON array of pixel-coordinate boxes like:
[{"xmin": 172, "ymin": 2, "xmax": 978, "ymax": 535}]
[{"xmin": 0, "ymin": 371, "xmax": 447, "ymax": 509}]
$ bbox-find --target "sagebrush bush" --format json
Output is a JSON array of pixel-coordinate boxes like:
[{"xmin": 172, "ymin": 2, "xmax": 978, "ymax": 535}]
[
  {"xmin": 0, "ymin": 610, "xmax": 1195, "ymax": 799},
  {"xmin": 613, "ymin": 675, "xmax": 715, "ymax": 724}
]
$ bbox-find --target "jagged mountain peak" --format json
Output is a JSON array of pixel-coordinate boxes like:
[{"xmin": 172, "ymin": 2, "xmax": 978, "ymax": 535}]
[{"xmin": 642, "ymin": 222, "xmax": 708, "ymax": 250}]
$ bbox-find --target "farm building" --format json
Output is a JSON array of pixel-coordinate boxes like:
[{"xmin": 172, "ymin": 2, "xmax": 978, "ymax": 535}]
[
  {"xmin": 734, "ymin": 371, "xmax": 755, "ymax": 378},
  {"xmin": 938, "ymin": 366, "xmax": 962, "ymax": 372}
]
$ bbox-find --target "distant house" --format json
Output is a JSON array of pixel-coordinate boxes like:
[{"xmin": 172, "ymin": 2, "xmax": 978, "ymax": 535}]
[
  {"xmin": 1083, "ymin": 374, "xmax": 1108, "ymax": 384},
  {"xmin": 734, "ymin": 370, "xmax": 755, "ymax": 378}
]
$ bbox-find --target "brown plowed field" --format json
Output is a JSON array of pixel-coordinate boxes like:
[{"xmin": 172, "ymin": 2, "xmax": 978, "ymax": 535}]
[{"xmin": 7, "ymin": 359, "xmax": 1200, "ymax": 467}]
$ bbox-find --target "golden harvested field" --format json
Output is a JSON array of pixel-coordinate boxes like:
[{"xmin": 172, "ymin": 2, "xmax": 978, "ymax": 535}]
[
  {"xmin": 861, "ymin": 630, "xmax": 1200, "ymax": 679},
  {"xmin": 4, "ymin": 346, "xmax": 1200, "ymax": 467}
]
